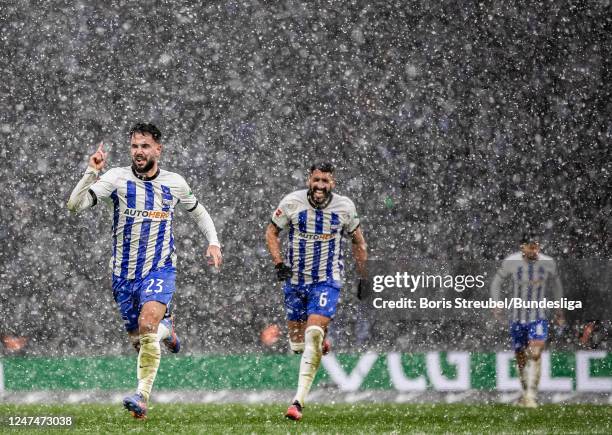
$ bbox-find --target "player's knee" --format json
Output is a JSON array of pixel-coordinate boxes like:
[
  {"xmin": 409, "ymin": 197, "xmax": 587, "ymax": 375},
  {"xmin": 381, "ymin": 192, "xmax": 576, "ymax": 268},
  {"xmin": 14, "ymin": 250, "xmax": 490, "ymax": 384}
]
[
  {"xmin": 290, "ymin": 340, "xmax": 305, "ymax": 354},
  {"xmin": 139, "ymin": 316, "xmax": 161, "ymax": 335},
  {"xmin": 305, "ymin": 325, "xmax": 325, "ymax": 352},
  {"xmin": 527, "ymin": 346, "xmax": 543, "ymax": 360}
]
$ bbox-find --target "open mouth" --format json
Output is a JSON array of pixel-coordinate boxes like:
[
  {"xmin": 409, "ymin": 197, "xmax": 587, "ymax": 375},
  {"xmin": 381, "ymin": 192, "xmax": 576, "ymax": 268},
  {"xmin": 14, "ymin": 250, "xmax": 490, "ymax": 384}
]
[{"xmin": 312, "ymin": 189, "xmax": 327, "ymax": 201}]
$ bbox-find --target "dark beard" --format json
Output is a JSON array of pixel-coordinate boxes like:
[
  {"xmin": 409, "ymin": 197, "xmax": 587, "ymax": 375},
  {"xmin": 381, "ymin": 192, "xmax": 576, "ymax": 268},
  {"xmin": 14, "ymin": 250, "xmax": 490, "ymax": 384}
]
[
  {"xmin": 307, "ymin": 188, "xmax": 332, "ymax": 208},
  {"xmin": 132, "ymin": 159, "xmax": 155, "ymax": 174}
]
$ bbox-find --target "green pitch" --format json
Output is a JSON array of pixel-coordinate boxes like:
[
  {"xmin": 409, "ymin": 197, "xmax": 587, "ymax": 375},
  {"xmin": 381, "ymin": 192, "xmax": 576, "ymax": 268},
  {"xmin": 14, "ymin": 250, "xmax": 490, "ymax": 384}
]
[{"xmin": 0, "ymin": 403, "xmax": 611, "ymax": 434}]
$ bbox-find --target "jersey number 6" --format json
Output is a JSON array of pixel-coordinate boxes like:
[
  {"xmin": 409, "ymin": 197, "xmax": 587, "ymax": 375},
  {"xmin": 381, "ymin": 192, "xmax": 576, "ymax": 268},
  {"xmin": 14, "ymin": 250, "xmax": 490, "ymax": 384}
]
[{"xmin": 319, "ymin": 292, "xmax": 328, "ymax": 307}]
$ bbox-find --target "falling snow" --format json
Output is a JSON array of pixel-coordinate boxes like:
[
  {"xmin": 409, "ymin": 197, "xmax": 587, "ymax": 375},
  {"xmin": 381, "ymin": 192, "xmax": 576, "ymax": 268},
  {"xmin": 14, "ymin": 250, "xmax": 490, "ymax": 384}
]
[{"xmin": 0, "ymin": 1, "xmax": 609, "ymax": 366}]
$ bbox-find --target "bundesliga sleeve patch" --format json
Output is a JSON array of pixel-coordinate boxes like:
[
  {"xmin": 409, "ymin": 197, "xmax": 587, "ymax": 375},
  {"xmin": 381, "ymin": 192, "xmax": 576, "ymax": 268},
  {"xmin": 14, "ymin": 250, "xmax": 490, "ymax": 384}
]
[{"xmin": 274, "ymin": 208, "xmax": 283, "ymax": 217}]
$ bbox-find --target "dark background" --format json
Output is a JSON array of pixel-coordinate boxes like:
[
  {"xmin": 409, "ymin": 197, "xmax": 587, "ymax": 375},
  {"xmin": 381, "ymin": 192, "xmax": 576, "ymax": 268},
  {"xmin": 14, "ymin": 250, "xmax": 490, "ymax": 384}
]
[{"xmin": 0, "ymin": 0, "xmax": 610, "ymax": 355}]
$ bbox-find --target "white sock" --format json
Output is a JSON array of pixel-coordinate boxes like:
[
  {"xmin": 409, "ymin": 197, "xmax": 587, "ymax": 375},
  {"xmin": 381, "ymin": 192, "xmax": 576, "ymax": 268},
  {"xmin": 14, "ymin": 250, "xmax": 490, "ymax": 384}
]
[
  {"xmin": 525, "ymin": 358, "xmax": 541, "ymax": 399},
  {"xmin": 136, "ymin": 333, "xmax": 161, "ymax": 402},
  {"xmin": 293, "ymin": 325, "xmax": 324, "ymax": 406}
]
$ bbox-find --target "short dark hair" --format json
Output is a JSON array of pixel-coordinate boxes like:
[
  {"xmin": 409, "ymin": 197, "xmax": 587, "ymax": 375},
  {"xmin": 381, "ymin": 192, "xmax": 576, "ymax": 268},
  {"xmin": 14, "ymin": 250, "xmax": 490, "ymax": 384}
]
[
  {"xmin": 129, "ymin": 123, "xmax": 162, "ymax": 142},
  {"xmin": 309, "ymin": 162, "xmax": 335, "ymax": 174},
  {"xmin": 521, "ymin": 232, "xmax": 539, "ymax": 244}
]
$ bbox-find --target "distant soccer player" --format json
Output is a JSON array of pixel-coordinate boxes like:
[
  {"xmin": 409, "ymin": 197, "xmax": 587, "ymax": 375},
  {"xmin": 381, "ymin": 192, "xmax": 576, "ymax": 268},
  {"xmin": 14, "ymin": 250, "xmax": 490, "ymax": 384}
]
[
  {"xmin": 265, "ymin": 162, "xmax": 368, "ymax": 421},
  {"xmin": 67, "ymin": 123, "xmax": 222, "ymax": 419},
  {"xmin": 490, "ymin": 233, "xmax": 564, "ymax": 408}
]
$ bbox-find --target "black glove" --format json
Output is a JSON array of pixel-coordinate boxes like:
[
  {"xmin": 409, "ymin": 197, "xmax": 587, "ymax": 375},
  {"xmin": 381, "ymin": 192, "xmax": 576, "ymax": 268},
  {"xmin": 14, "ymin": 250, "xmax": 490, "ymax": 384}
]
[
  {"xmin": 357, "ymin": 278, "xmax": 368, "ymax": 300},
  {"xmin": 275, "ymin": 262, "xmax": 292, "ymax": 281}
]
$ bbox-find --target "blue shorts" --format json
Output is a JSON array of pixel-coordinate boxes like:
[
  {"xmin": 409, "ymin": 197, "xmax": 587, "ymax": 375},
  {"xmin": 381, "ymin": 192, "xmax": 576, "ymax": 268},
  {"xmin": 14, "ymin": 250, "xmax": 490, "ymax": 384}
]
[
  {"xmin": 510, "ymin": 320, "xmax": 548, "ymax": 351},
  {"xmin": 112, "ymin": 266, "xmax": 176, "ymax": 332},
  {"xmin": 283, "ymin": 282, "xmax": 341, "ymax": 322}
]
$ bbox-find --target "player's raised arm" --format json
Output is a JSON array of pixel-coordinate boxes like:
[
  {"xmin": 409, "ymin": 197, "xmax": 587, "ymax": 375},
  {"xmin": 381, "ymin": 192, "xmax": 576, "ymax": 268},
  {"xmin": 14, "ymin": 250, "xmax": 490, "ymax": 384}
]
[{"xmin": 67, "ymin": 142, "xmax": 109, "ymax": 212}]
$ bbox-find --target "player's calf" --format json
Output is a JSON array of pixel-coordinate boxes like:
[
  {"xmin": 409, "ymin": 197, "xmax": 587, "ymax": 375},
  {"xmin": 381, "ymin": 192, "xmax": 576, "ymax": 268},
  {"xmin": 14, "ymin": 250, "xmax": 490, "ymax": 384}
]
[
  {"xmin": 322, "ymin": 338, "xmax": 331, "ymax": 355},
  {"xmin": 525, "ymin": 341, "xmax": 544, "ymax": 403},
  {"xmin": 159, "ymin": 316, "xmax": 181, "ymax": 353},
  {"xmin": 293, "ymin": 325, "xmax": 325, "ymax": 407}
]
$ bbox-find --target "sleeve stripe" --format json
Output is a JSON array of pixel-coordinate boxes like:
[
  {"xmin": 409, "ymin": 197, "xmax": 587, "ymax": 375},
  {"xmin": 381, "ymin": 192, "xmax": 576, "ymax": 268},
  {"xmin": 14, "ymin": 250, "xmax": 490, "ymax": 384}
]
[
  {"xmin": 88, "ymin": 189, "xmax": 98, "ymax": 207},
  {"xmin": 186, "ymin": 200, "xmax": 199, "ymax": 212}
]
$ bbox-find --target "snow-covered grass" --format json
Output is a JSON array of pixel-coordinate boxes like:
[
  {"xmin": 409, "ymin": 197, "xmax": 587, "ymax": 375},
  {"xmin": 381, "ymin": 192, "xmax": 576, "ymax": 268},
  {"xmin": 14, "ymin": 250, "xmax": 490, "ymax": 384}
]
[{"xmin": 1, "ymin": 403, "xmax": 610, "ymax": 433}]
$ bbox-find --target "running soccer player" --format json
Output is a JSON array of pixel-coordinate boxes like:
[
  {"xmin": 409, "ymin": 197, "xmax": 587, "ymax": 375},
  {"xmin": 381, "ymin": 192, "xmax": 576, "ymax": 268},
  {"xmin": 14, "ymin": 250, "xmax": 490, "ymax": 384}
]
[
  {"xmin": 265, "ymin": 162, "xmax": 368, "ymax": 421},
  {"xmin": 67, "ymin": 123, "xmax": 222, "ymax": 419},
  {"xmin": 490, "ymin": 234, "xmax": 564, "ymax": 408}
]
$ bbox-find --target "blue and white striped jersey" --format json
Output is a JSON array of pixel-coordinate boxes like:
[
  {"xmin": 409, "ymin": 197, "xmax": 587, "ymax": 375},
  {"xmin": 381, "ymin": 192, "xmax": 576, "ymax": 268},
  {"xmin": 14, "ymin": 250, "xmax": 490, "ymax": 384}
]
[
  {"xmin": 89, "ymin": 166, "xmax": 202, "ymax": 279},
  {"xmin": 491, "ymin": 252, "xmax": 564, "ymax": 323},
  {"xmin": 272, "ymin": 190, "xmax": 360, "ymax": 286}
]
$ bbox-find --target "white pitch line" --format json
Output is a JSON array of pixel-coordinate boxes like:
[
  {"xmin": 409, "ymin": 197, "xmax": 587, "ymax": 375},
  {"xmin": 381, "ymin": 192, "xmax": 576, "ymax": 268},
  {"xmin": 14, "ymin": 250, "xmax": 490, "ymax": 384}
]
[
  {"xmin": 551, "ymin": 393, "xmax": 576, "ymax": 403},
  {"xmin": 498, "ymin": 392, "xmax": 522, "ymax": 404},
  {"xmin": 445, "ymin": 391, "xmax": 473, "ymax": 404},
  {"xmin": 344, "ymin": 391, "xmax": 373, "ymax": 403},
  {"xmin": 395, "ymin": 393, "xmax": 422, "ymax": 403}
]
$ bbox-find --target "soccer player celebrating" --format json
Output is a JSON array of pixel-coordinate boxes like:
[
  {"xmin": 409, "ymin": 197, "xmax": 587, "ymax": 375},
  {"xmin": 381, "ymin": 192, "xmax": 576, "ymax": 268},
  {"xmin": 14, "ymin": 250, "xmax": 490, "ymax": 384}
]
[
  {"xmin": 67, "ymin": 123, "xmax": 222, "ymax": 419},
  {"xmin": 265, "ymin": 162, "xmax": 368, "ymax": 421},
  {"xmin": 490, "ymin": 233, "xmax": 564, "ymax": 408}
]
